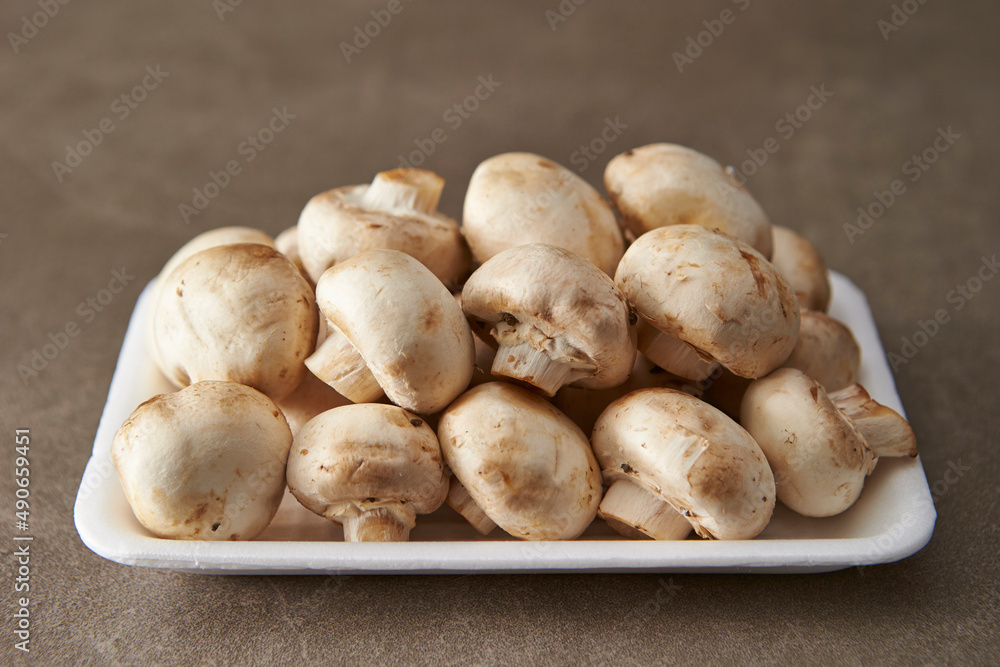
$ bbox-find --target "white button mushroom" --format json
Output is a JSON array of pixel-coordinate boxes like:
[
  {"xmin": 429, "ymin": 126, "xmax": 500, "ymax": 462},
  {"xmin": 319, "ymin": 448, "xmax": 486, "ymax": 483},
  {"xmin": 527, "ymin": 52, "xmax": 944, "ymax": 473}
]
[
  {"xmin": 461, "ymin": 243, "xmax": 636, "ymax": 397},
  {"xmin": 111, "ymin": 381, "xmax": 292, "ymax": 540},
  {"xmin": 151, "ymin": 243, "xmax": 319, "ymax": 402},
  {"xmin": 592, "ymin": 388, "xmax": 775, "ymax": 540},
  {"xmin": 740, "ymin": 367, "xmax": 917, "ymax": 517},
  {"xmin": 780, "ymin": 310, "xmax": 861, "ymax": 392},
  {"xmin": 462, "ymin": 152, "xmax": 625, "ymax": 275},
  {"xmin": 296, "ymin": 168, "xmax": 470, "ymax": 288},
  {"xmin": 145, "ymin": 226, "xmax": 278, "ymax": 374},
  {"xmin": 604, "ymin": 143, "xmax": 773, "ymax": 257},
  {"xmin": 309, "ymin": 248, "xmax": 475, "ymax": 415},
  {"xmin": 705, "ymin": 311, "xmax": 862, "ymax": 417},
  {"xmin": 274, "ymin": 369, "xmax": 351, "ymax": 437},
  {"xmin": 770, "ymin": 225, "xmax": 831, "ymax": 312},
  {"xmin": 286, "ymin": 404, "xmax": 448, "ymax": 542},
  {"xmin": 437, "ymin": 382, "xmax": 603, "ymax": 540},
  {"xmin": 552, "ymin": 354, "xmax": 696, "ymax": 436},
  {"xmin": 274, "ymin": 225, "xmax": 311, "ymax": 285},
  {"xmin": 615, "ymin": 224, "xmax": 799, "ymax": 381}
]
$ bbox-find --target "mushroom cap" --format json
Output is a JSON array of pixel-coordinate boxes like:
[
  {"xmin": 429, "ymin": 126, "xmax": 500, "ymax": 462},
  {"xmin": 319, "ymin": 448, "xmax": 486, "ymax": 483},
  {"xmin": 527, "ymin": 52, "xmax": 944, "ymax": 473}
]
[
  {"xmin": 780, "ymin": 311, "xmax": 861, "ymax": 391},
  {"xmin": 152, "ymin": 243, "xmax": 319, "ymax": 401},
  {"xmin": 274, "ymin": 369, "xmax": 351, "ymax": 437},
  {"xmin": 552, "ymin": 354, "xmax": 695, "ymax": 436},
  {"xmin": 157, "ymin": 226, "xmax": 277, "ymax": 288},
  {"xmin": 315, "ymin": 248, "xmax": 475, "ymax": 414},
  {"xmin": 770, "ymin": 225, "xmax": 831, "ymax": 311},
  {"xmin": 286, "ymin": 404, "xmax": 448, "ymax": 520},
  {"xmin": 592, "ymin": 388, "xmax": 775, "ymax": 540},
  {"xmin": 740, "ymin": 368, "xmax": 875, "ymax": 517},
  {"xmin": 437, "ymin": 382, "xmax": 603, "ymax": 540},
  {"xmin": 462, "ymin": 152, "xmax": 624, "ymax": 275},
  {"xmin": 146, "ymin": 226, "xmax": 277, "ymax": 372},
  {"xmin": 615, "ymin": 225, "xmax": 799, "ymax": 378},
  {"xmin": 604, "ymin": 143, "xmax": 773, "ymax": 257},
  {"xmin": 462, "ymin": 243, "xmax": 636, "ymax": 390},
  {"xmin": 274, "ymin": 225, "xmax": 311, "ymax": 284},
  {"xmin": 111, "ymin": 381, "xmax": 292, "ymax": 540},
  {"xmin": 297, "ymin": 170, "xmax": 470, "ymax": 287}
]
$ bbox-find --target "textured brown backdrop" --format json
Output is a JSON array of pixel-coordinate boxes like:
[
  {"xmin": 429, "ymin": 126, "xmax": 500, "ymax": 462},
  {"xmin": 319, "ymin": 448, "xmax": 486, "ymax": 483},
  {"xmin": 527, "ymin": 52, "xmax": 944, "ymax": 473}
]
[{"xmin": 2, "ymin": 1, "xmax": 998, "ymax": 664}]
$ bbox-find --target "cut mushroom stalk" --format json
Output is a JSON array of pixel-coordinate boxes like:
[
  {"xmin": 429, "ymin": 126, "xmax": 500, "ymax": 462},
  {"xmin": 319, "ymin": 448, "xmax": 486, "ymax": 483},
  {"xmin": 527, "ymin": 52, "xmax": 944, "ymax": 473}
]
[
  {"xmin": 305, "ymin": 326, "xmax": 384, "ymax": 404},
  {"xmin": 340, "ymin": 504, "xmax": 416, "ymax": 542},
  {"xmin": 829, "ymin": 384, "xmax": 917, "ymax": 458},
  {"xmin": 636, "ymin": 320, "xmax": 718, "ymax": 381},
  {"xmin": 361, "ymin": 169, "xmax": 444, "ymax": 215},
  {"xmin": 598, "ymin": 479, "xmax": 692, "ymax": 541},
  {"xmin": 490, "ymin": 321, "xmax": 596, "ymax": 396},
  {"xmin": 446, "ymin": 477, "xmax": 496, "ymax": 535}
]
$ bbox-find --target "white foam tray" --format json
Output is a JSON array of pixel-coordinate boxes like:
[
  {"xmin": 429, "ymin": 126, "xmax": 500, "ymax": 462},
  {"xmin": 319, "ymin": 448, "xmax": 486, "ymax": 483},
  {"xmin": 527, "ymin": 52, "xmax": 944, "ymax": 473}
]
[{"xmin": 74, "ymin": 272, "xmax": 936, "ymax": 574}]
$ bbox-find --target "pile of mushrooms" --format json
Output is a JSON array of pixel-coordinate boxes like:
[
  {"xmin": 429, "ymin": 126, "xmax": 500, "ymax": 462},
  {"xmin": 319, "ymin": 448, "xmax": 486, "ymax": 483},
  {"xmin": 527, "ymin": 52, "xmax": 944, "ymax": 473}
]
[{"xmin": 112, "ymin": 145, "xmax": 917, "ymax": 545}]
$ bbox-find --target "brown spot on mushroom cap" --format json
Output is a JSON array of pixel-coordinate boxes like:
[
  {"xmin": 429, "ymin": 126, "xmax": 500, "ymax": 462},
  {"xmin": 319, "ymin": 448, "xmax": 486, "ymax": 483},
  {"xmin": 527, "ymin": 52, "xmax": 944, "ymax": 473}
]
[{"xmin": 739, "ymin": 249, "xmax": 768, "ymax": 296}]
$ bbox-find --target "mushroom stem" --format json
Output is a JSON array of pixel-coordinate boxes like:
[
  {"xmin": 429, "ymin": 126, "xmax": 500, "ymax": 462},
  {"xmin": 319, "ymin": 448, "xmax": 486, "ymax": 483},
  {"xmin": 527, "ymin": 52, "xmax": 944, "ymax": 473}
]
[
  {"xmin": 490, "ymin": 341, "xmax": 583, "ymax": 397},
  {"xmin": 829, "ymin": 384, "xmax": 917, "ymax": 458},
  {"xmin": 362, "ymin": 169, "xmax": 444, "ymax": 215},
  {"xmin": 446, "ymin": 477, "xmax": 496, "ymax": 535},
  {"xmin": 305, "ymin": 326, "xmax": 384, "ymax": 404},
  {"xmin": 597, "ymin": 479, "xmax": 692, "ymax": 540},
  {"xmin": 636, "ymin": 321, "xmax": 718, "ymax": 381},
  {"xmin": 339, "ymin": 504, "xmax": 416, "ymax": 542},
  {"xmin": 489, "ymin": 320, "xmax": 595, "ymax": 396}
]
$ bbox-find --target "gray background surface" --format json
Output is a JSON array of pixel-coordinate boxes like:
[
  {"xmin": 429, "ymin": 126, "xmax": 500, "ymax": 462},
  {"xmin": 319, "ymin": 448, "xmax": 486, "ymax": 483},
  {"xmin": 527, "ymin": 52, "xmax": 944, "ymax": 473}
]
[{"xmin": 2, "ymin": 1, "xmax": 998, "ymax": 664}]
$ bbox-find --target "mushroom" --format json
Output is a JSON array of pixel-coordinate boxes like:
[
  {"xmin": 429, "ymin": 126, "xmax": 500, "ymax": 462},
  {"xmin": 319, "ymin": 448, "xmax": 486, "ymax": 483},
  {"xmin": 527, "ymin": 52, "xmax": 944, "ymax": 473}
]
[
  {"xmin": 592, "ymin": 387, "xmax": 775, "ymax": 540},
  {"xmin": 604, "ymin": 143, "xmax": 773, "ymax": 257},
  {"xmin": 296, "ymin": 168, "xmax": 470, "ymax": 288},
  {"xmin": 146, "ymin": 226, "xmax": 277, "ymax": 373},
  {"xmin": 286, "ymin": 404, "xmax": 448, "ymax": 541},
  {"xmin": 615, "ymin": 224, "xmax": 799, "ymax": 382},
  {"xmin": 770, "ymin": 225, "xmax": 831, "ymax": 311},
  {"xmin": 461, "ymin": 243, "xmax": 636, "ymax": 396},
  {"xmin": 151, "ymin": 243, "xmax": 318, "ymax": 401},
  {"xmin": 437, "ymin": 382, "xmax": 602, "ymax": 540},
  {"xmin": 274, "ymin": 225, "xmax": 311, "ymax": 284},
  {"xmin": 462, "ymin": 152, "xmax": 624, "ymax": 275},
  {"xmin": 111, "ymin": 381, "xmax": 292, "ymax": 540},
  {"xmin": 552, "ymin": 354, "xmax": 697, "ymax": 436},
  {"xmin": 309, "ymin": 248, "xmax": 474, "ymax": 414},
  {"xmin": 780, "ymin": 310, "xmax": 861, "ymax": 391},
  {"xmin": 740, "ymin": 367, "xmax": 917, "ymax": 517},
  {"xmin": 706, "ymin": 311, "xmax": 861, "ymax": 417},
  {"xmin": 274, "ymin": 369, "xmax": 351, "ymax": 437}
]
